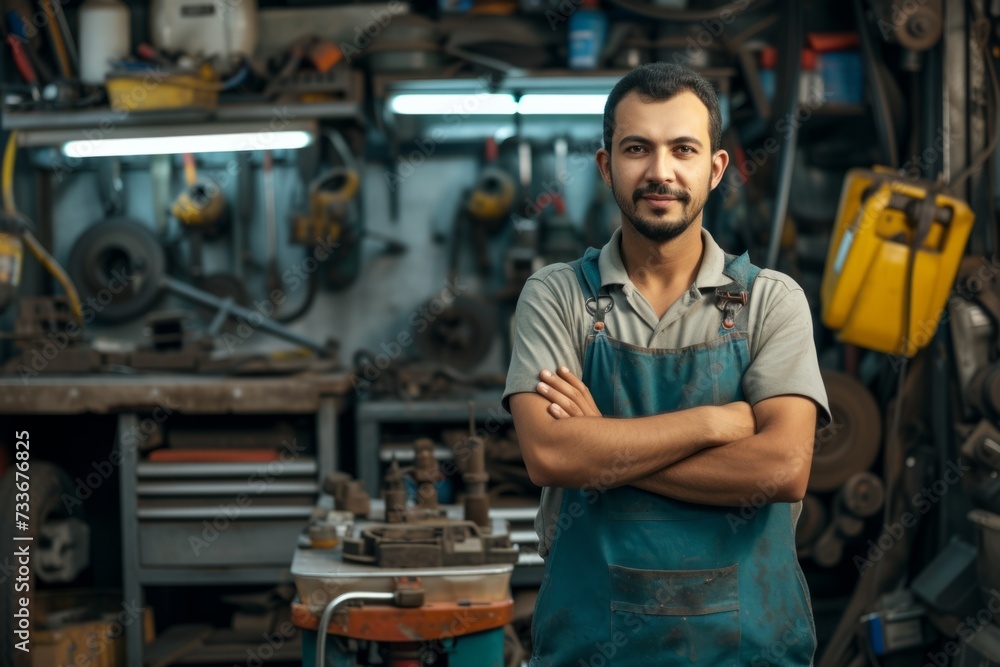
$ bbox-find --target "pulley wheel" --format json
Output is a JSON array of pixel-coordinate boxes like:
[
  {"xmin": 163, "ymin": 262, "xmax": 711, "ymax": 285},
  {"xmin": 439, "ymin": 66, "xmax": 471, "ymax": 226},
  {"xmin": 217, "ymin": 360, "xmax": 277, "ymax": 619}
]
[
  {"xmin": 840, "ymin": 471, "xmax": 885, "ymax": 519},
  {"xmin": 67, "ymin": 217, "xmax": 166, "ymax": 323},
  {"xmin": 414, "ymin": 295, "xmax": 496, "ymax": 370},
  {"xmin": 808, "ymin": 370, "xmax": 882, "ymax": 492}
]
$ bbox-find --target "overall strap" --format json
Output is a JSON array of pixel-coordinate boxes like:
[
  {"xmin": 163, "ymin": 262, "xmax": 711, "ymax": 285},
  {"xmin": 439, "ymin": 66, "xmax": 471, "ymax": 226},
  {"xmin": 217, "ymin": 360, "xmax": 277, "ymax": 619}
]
[
  {"xmin": 569, "ymin": 247, "xmax": 613, "ymax": 328},
  {"xmin": 716, "ymin": 251, "xmax": 761, "ymax": 332}
]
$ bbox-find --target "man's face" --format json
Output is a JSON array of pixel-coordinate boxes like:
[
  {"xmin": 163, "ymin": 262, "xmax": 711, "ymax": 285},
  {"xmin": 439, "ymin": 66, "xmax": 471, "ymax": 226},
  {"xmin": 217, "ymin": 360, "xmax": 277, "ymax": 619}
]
[{"xmin": 597, "ymin": 90, "xmax": 728, "ymax": 243}]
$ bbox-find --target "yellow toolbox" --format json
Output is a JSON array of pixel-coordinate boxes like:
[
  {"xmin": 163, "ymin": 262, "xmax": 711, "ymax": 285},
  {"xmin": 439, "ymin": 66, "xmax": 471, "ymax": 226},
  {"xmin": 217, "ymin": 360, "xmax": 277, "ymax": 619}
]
[
  {"xmin": 107, "ymin": 65, "xmax": 220, "ymax": 112},
  {"xmin": 821, "ymin": 167, "xmax": 976, "ymax": 357}
]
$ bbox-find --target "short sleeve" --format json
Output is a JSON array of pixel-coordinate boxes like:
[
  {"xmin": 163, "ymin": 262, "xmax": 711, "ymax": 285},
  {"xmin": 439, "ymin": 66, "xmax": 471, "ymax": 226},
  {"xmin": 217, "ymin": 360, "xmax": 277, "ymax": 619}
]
[
  {"xmin": 502, "ymin": 269, "xmax": 585, "ymax": 413},
  {"xmin": 743, "ymin": 281, "xmax": 832, "ymax": 428}
]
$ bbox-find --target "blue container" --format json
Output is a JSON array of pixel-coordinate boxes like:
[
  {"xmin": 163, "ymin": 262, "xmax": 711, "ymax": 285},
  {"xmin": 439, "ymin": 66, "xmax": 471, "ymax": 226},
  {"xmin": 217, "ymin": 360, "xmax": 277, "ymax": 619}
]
[
  {"xmin": 568, "ymin": 8, "xmax": 607, "ymax": 70},
  {"xmin": 819, "ymin": 51, "xmax": 864, "ymax": 105}
]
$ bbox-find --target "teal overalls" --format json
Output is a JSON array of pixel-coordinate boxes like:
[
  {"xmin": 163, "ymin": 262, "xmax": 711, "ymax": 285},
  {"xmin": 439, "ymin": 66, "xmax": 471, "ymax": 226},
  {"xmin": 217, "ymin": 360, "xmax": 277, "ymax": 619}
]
[{"xmin": 529, "ymin": 247, "xmax": 815, "ymax": 666}]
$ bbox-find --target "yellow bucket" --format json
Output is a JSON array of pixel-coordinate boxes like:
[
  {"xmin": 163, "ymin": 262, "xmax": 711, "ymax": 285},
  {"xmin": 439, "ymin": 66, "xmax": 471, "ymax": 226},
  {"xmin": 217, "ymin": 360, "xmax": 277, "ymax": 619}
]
[{"xmin": 821, "ymin": 167, "xmax": 976, "ymax": 357}]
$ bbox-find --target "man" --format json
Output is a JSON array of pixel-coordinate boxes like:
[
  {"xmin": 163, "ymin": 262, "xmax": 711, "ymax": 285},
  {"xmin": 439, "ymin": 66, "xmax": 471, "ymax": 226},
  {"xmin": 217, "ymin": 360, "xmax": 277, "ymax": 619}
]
[{"xmin": 503, "ymin": 63, "xmax": 832, "ymax": 666}]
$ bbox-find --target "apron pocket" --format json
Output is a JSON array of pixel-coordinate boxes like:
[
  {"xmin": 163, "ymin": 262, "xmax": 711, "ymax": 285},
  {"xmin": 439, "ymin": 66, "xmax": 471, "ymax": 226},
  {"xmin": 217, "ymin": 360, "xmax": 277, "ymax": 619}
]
[{"xmin": 608, "ymin": 563, "xmax": 741, "ymax": 666}]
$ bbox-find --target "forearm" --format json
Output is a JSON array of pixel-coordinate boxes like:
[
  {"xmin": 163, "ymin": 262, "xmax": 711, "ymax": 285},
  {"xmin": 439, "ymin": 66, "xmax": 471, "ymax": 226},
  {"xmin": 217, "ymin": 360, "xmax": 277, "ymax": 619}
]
[
  {"xmin": 630, "ymin": 432, "xmax": 808, "ymax": 505},
  {"xmin": 518, "ymin": 402, "xmax": 727, "ymax": 488}
]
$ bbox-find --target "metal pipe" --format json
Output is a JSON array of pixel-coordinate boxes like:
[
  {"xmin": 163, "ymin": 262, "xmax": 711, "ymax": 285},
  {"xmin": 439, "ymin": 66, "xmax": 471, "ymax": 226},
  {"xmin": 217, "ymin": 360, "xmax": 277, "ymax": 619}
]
[
  {"xmin": 316, "ymin": 591, "xmax": 396, "ymax": 667},
  {"xmin": 161, "ymin": 276, "xmax": 328, "ymax": 354},
  {"xmin": 765, "ymin": 0, "xmax": 802, "ymax": 268}
]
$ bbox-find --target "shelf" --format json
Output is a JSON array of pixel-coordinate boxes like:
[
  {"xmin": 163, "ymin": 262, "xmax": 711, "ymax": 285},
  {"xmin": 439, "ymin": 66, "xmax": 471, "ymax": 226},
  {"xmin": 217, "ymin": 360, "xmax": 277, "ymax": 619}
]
[{"xmin": 3, "ymin": 99, "xmax": 364, "ymax": 145}]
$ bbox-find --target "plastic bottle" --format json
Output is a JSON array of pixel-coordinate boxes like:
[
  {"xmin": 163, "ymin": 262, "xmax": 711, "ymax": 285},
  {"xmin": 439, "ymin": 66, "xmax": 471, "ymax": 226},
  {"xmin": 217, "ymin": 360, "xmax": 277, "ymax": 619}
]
[
  {"xmin": 79, "ymin": 0, "xmax": 131, "ymax": 85},
  {"xmin": 568, "ymin": 0, "xmax": 607, "ymax": 70}
]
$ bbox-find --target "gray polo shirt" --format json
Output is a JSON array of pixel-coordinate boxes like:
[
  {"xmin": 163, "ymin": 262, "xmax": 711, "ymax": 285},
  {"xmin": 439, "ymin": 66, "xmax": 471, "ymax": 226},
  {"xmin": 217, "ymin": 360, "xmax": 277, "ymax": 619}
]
[{"xmin": 503, "ymin": 225, "xmax": 832, "ymax": 557}]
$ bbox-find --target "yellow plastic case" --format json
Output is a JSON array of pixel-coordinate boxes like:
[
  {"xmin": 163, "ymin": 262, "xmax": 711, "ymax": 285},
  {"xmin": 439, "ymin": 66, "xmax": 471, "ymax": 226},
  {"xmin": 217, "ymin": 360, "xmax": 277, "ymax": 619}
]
[
  {"xmin": 106, "ymin": 66, "xmax": 220, "ymax": 112},
  {"xmin": 821, "ymin": 167, "xmax": 975, "ymax": 357}
]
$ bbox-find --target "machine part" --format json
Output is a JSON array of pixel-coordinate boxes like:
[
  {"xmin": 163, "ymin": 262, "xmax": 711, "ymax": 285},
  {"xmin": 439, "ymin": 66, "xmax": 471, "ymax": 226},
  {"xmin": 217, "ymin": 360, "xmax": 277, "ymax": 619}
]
[
  {"xmin": 414, "ymin": 295, "xmax": 497, "ymax": 370},
  {"xmin": 194, "ymin": 272, "xmax": 250, "ymax": 326},
  {"xmin": 66, "ymin": 217, "xmax": 336, "ymax": 352},
  {"xmin": 384, "ymin": 459, "xmax": 408, "ymax": 524},
  {"xmin": 461, "ymin": 402, "xmax": 491, "ymax": 529},
  {"xmin": 873, "ymin": 0, "xmax": 943, "ymax": 51},
  {"xmin": 911, "ymin": 535, "xmax": 982, "ymax": 619},
  {"xmin": 968, "ymin": 363, "xmax": 1000, "ymax": 421},
  {"xmin": 821, "ymin": 169, "xmax": 975, "ymax": 357},
  {"xmin": 323, "ymin": 472, "xmax": 372, "ymax": 516},
  {"xmin": 342, "ymin": 520, "xmax": 519, "ymax": 568},
  {"xmin": 839, "ymin": 471, "xmax": 885, "ymax": 518},
  {"xmin": 466, "ymin": 167, "xmax": 515, "ymax": 232},
  {"xmin": 968, "ymin": 509, "xmax": 1000, "ymax": 603},
  {"xmin": 414, "ymin": 438, "xmax": 441, "ymax": 511},
  {"xmin": 172, "ymin": 181, "xmax": 227, "ymax": 232},
  {"xmin": 862, "ymin": 590, "xmax": 930, "ymax": 656},
  {"xmin": 961, "ymin": 419, "xmax": 1000, "ymax": 470},
  {"xmin": 949, "ymin": 296, "xmax": 996, "ymax": 418},
  {"xmin": 67, "ymin": 217, "xmax": 166, "ymax": 323},
  {"xmin": 809, "ymin": 370, "xmax": 882, "ymax": 492}
]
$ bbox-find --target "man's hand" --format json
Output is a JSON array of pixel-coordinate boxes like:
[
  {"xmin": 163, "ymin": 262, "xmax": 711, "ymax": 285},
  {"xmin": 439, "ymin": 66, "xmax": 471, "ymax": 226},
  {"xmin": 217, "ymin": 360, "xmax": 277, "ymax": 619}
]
[
  {"xmin": 536, "ymin": 367, "xmax": 757, "ymax": 444},
  {"xmin": 536, "ymin": 366, "xmax": 602, "ymax": 418}
]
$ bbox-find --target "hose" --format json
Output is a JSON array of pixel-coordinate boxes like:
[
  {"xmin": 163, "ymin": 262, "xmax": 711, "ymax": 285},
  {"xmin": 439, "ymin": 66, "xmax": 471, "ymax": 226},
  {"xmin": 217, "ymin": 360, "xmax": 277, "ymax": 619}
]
[{"xmin": 2, "ymin": 130, "xmax": 83, "ymax": 321}]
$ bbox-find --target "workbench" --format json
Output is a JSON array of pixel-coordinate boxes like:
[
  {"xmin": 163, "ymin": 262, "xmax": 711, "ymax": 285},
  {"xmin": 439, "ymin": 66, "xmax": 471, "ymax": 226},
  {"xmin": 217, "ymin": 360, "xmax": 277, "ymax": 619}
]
[{"xmin": 0, "ymin": 372, "xmax": 354, "ymax": 667}]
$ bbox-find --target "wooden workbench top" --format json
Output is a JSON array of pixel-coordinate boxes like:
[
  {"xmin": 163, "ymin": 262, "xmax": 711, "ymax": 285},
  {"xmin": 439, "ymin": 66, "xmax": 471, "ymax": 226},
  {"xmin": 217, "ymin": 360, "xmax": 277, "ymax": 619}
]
[{"xmin": 0, "ymin": 372, "xmax": 356, "ymax": 414}]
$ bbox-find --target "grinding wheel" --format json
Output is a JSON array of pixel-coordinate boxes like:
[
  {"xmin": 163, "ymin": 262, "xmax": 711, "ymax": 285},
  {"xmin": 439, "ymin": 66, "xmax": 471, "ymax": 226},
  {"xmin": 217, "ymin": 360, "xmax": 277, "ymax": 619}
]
[
  {"xmin": 67, "ymin": 217, "xmax": 166, "ymax": 323},
  {"xmin": 808, "ymin": 369, "xmax": 882, "ymax": 492}
]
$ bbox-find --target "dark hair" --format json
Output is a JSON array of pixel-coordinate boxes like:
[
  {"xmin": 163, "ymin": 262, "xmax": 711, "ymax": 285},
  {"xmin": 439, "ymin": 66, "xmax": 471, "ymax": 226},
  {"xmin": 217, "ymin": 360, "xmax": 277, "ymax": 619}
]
[{"xmin": 603, "ymin": 62, "xmax": 723, "ymax": 154}]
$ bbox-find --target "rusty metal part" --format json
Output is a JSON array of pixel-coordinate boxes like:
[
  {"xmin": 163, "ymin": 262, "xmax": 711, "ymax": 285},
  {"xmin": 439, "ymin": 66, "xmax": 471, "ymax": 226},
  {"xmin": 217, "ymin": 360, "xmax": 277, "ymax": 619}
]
[
  {"xmin": 413, "ymin": 438, "xmax": 440, "ymax": 511},
  {"xmin": 968, "ymin": 363, "xmax": 1000, "ymax": 422},
  {"xmin": 873, "ymin": 0, "xmax": 942, "ymax": 51},
  {"xmin": 839, "ymin": 472, "xmax": 885, "ymax": 519},
  {"xmin": 341, "ymin": 520, "xmax": 519, "ymax": 568},
  {"xmin": 292, "ymin": 598, "xmax": 513, "ymax": 643},
  {"xmin": 323, "ymin": 472, "xmax": 372, "ymax": 517},
  {"xmin": 383, "ymin": 459, "xmax": 408, "ymax": 524},
  {"xmin": 809, "ymin": 370, "xmax": 883, "ymax": 492},
  {"xmin": 461, "ymin": 401, "xmax": 492, "ymax": 528},
  {"xmin": 961, "ymin": 419, "xmax": 1000, "ymax": 471},
  {"xmin": 414, "ymin": 296, "xmax": 496, "ymax": 371},
  {"xmin": 0, "ymin": 297, "xmax": 97, "ymax": 374}
]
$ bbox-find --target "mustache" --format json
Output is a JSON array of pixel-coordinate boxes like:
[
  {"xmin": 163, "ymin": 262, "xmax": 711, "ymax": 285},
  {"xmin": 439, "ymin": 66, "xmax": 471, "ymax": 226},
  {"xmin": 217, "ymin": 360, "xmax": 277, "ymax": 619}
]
[{"xmin": 632, "ymin": 186, "xmax": 691, "ymax": 204}]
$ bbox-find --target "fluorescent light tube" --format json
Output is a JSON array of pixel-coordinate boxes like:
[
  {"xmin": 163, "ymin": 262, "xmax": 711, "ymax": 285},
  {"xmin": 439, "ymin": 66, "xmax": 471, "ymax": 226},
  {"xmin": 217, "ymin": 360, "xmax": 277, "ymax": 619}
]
[
  {"xmin": 389, "ymin": 93, "xmax": 518, "ymax": 115},
  {"xmin": 516, "ymin": 94, "xmax": 607, "ymax": 115},
  {"xmin": 61, "ymin": 130, "xmax": 314, "ymax": 158}
]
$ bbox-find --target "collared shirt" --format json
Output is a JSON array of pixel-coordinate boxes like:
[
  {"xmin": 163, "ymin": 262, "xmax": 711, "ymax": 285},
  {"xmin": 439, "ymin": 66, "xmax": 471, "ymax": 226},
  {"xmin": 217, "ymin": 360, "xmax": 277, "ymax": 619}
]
[{"xmin": 502, "ymin": 225, "xmax": 831, "ymax": 556}]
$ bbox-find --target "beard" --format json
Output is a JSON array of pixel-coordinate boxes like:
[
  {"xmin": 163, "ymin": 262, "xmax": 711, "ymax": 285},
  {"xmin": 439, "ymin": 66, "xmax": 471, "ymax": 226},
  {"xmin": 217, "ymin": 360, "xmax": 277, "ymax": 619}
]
[{"xmin": 610, "ymin": 169, "xmax": 709, "ymax": 243}]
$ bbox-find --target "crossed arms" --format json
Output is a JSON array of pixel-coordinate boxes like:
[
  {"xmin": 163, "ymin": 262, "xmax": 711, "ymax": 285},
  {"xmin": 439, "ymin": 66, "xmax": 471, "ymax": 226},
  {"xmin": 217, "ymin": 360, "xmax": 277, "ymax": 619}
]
[{"xmin": 508, "ymin": 366, "xmax": 818, "ymax": 505}]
